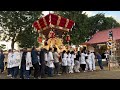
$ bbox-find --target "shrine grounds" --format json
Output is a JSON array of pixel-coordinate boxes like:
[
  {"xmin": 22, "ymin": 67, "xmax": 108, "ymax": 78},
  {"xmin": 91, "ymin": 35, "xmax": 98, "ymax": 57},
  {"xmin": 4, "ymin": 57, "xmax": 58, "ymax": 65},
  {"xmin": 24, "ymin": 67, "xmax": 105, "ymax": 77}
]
[{"xmin": 1, "ymin": 65, "xmax": 120, "ymax": 79}]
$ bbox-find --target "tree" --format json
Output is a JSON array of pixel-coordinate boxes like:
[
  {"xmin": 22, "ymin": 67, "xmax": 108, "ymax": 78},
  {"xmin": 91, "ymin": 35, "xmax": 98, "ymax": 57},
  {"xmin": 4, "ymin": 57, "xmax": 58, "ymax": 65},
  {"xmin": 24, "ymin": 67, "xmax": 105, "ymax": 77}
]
[
  {"xmin": 0, "ymin": 44, "xmax": 6, "ymax": 50},
  {"xmin": 0, "ymin": 11, "xmax": 42, "ymax": 49},
  {"xmin": 87, "ymin": 13, "xmax": 120, "ymax": 38},
  {"xmin": 17, "ymin": 27, "xmax": 39, "ymax": 48},
  {"xmin": 55, "ymin": 12, "xmax": 120, "ymax": 45},
  {"xmin": 54, "ymin": 11, "xmax": 88, "ymax": 45}
]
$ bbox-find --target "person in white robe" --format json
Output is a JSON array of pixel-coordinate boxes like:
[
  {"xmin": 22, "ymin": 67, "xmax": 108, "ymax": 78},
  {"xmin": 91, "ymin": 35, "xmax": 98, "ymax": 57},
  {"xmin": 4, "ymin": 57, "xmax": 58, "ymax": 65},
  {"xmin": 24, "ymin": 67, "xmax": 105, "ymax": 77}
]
[
  {"xmin": 80, "ymin": 50, "xmax": 87, "ymax": 72},
  {"xmin": 47, "ymin": 48, "xmax": 54, "ymax": 77},
  {"xmin": 69, "ymin": 51, "xmax": 76, "ymax": 73},
  {"xmin": 44, "ymin": 50, "xmax": 48, "ymax": 74},
  {"xmin": 74, "ymin": 51, "xmax": 80, "ymax": 73},
  {"xmin": 11, "ymin": 49, "xmax": 21, "ymax": 78},
  {"xmin": 67, "ymin": 51, "xmax": 71, "ymax": 73},
  {"xmin": 86, "ymin": 51, "xmax": 93, "ymax": 71},
  {"xmin": 61, "ymin": 50, "xmax": 68, "ymax": 74},
  {"xmin": 91, "ymin": 52, "xmax": 96, "ymax": 70}
]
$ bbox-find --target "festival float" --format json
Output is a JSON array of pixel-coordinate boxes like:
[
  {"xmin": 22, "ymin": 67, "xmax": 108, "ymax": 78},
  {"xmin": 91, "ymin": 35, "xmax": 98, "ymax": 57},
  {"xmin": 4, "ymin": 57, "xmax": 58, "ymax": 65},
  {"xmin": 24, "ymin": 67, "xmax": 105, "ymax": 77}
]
[{"xmin": 33, "ymin": 13, "xmax": 75, "ymax": 52}]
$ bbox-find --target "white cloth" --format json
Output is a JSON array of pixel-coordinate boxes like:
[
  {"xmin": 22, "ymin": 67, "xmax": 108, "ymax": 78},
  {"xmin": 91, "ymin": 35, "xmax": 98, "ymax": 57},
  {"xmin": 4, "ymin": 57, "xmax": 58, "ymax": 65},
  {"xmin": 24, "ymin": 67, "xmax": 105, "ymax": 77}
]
[
  {"xmin": 71, "ymin": 54, "xmax": 75, "ymax": 66},
  {"xmin": 53, "ymin": 52, "xmax": 59, "ymax": 63},
  {"xmin": 19, "ymin": 52, "xmax": 23, "ymax": 69},
  {"xmin": 13, "ymin": 52, "xmax": 21, "ymax": 67},
  {"xmin": 91, "ymin": 53, "xmax": 96, "ymax": 70},
  {"xmin": 67, "ymin": 53, "xmax": 71, "ymax": 66},
  {"xmin": 86, "ymin": 53, "xmax": 92, "ymax": 70},
  {"xmin": 44, "ymin": 53, "xmax": 48, "ymax": 62},
  {"xmin": 26, "ymin": 52, "xmax": 33, "ymax": 70},
  {"xmin": 80, "ymin": 53, "xmax": 86, "ymax": 64},
  {"xmin": 74, "ymin": 60, "xmax": 80, "ymax": 72},
  {"xmin": 7, "ymin": 53, "xmax": 14, "ymax": 68},
  {"xmin": 47, "ymin": 52, "xmax": 54, "ymax": 68},
  {"xmin": 7, "ymin": 52, "xmax": 21, "ymax": 68},
  {"xmin": 62, "ymin": 53, "xmax": 68, "ymax": 66}
]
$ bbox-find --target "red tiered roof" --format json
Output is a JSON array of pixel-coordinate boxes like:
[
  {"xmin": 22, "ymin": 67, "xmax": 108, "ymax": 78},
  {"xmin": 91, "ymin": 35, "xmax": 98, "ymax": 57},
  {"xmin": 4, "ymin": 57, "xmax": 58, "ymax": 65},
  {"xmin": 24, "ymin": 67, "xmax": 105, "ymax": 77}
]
[
  {"xmin": 84, "ymin": 27, "xmax": 120, "ymax": 45},
  {"xmin": 33, "ymin": 13, "xmax": 75, "ymax": 35}
]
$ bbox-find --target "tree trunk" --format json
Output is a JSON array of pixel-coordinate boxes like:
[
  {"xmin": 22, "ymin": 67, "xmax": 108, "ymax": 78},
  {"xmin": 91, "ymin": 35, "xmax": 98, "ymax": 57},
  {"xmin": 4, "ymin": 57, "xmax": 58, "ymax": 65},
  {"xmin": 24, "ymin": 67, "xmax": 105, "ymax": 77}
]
[{"xmin": 11, "ymin": 39, "xmax": 15, "ymax": 50}]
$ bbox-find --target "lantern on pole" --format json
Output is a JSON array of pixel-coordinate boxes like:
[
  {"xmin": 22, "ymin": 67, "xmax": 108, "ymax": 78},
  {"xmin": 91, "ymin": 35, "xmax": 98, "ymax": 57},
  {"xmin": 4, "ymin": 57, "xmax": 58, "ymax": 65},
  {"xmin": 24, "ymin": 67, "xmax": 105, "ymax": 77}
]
[
  {"xmin": 66, "ymin": 34, "xmax": 70, "ymax": 43},
  {"xmin": 37, "ymin": 36, "xmax": 42, "ymax": 43},
  {"xmin": 107, "ymin": 30, "xmax": 113, "ymax": 55}
]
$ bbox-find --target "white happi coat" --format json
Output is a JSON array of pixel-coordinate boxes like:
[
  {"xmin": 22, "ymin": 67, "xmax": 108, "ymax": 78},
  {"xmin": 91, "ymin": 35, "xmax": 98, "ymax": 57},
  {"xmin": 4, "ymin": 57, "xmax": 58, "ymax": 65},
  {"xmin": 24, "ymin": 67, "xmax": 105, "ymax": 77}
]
[
  {"xmin": 91, "ymin": 52, "xmax": 96, "ymax": 70},
  {"xmin": 67, "ymin": 53, "xmax": 71, "ymax": 66},
  {"xmin": 13, "ymin": 51, "xmax": 21, "ymax": 68},
  {"xmin": 7, "ymin": 52, "xmax": 14, "ymax": 68},
  {"xmin": 80, "ymin": 53, "xmax": 86, "ymax": 64},
  {"xmin": 7, "ymin": 52, "xmax": 21, "ymax": 68},
  {"xmin": 86, "ymin": 53, "xmax": 92, "ymax": 70},
  {"xmin": 26, "ymin": 52, "xmax": 33, "ymax": 70},
  {"xmin": 62, "ymin": 53, "xmax": 68, "ymax": 66},
  {"xmin": 71, "ymin": 54, "xmax": 76, "ymax": 66},
  {"xmin": 47, "ymin": 52, "xmax": 54, "ymax": 68}
]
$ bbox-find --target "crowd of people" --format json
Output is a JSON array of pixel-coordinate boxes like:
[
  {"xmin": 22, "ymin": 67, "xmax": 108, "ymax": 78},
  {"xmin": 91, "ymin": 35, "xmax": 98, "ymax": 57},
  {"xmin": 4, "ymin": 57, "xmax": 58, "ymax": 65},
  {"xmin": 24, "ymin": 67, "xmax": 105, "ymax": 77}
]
[{"xmin": 0, "ymin": 46, "xmax": 105, "ymax": 79}]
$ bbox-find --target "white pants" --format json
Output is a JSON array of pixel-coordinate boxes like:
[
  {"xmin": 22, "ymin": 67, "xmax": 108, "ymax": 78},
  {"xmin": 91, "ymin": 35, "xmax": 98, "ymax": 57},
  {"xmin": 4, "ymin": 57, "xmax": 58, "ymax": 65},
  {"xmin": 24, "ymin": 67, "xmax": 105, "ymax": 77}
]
[
  {"xmin": 74, "ymin": 60, "xmax": 80, "ymax": 72},
  {"xmin": 86, "ymin": 60, "xmax": 92, "ymax": 71},
  {"xmin": 85, "ymin": 60, "xmax": 89, "ymax": 70},
  {"xmin": 89, "ymin": 61, "xmax": 92, "ymax": 70},
  {"xmin": 69, "ymin": 65, "xmax": 74, "ymax": 73}
]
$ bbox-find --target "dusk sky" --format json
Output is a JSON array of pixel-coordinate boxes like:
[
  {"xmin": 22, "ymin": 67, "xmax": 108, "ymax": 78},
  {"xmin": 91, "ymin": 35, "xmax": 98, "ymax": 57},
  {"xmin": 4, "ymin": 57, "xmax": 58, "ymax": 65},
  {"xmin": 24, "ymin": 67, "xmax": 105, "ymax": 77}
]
[{"xmin": 43, "ymin": 11, "xmax": 120, "ymax": 23}]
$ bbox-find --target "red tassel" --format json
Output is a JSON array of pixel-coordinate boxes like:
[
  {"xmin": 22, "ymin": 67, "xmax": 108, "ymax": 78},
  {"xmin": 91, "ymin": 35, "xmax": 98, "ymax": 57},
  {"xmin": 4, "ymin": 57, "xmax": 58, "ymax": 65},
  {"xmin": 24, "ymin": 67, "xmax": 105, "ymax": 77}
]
[{"xmin": 38, "ymin": 37, "xmax": 42, "ymax": 43}]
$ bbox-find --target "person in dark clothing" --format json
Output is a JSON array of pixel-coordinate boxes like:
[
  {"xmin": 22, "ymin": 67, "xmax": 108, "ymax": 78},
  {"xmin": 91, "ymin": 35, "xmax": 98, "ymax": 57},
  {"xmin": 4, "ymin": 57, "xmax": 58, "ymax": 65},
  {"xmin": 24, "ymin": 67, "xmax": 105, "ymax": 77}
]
[
  {"xmin": 96, "ymin": 52, "xmax": 104, "ymax": 70},
  {"xmin": 20, "ymin": 48, "xmax": 30, "ymax": 79},
  {"xmin": 7, "ymin": 49, "xmax": 13, "ymax": 77},
  {"xmin": 31, "ymin": 46, "xmax": 40, "ymax": 79},
  {"xmin": 39, "ymin": 48, "xmax": 46, "ymax": 78},
  {"xmin": 0, "ymin": 50, "xmax": 5, "ymax": 73}
]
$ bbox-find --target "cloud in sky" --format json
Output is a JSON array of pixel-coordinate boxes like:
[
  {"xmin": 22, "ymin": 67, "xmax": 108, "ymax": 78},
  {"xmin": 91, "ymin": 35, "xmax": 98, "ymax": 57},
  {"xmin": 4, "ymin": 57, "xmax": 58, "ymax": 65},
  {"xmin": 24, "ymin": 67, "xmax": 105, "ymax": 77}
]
[
  {"xmin": 42, "ymin": 11, "xmax": 120, "ymax": 23},
  {"xmin": 83, "ymin": 11, "xmax": 120, "ymax": 23}
]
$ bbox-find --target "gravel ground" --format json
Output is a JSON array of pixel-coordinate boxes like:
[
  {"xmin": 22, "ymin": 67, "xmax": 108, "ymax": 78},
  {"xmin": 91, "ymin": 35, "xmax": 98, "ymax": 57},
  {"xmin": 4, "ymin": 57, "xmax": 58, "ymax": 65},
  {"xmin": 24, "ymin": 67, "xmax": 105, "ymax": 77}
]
[{"xmin": 1, "ymin": 66, "xmax": 120, "ymax": 79}]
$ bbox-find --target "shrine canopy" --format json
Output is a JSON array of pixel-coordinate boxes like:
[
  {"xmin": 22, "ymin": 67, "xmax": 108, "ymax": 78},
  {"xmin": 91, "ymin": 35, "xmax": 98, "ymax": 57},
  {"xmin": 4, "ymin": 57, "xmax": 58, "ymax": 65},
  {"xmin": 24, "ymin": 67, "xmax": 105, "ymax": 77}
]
[
  {"xmin": 33, "ymin": 13, "xmax": 75, "ymax": 36},
  {"xmin": 83, "ymin": 27, "xmax": 120, "ymax": 45}
]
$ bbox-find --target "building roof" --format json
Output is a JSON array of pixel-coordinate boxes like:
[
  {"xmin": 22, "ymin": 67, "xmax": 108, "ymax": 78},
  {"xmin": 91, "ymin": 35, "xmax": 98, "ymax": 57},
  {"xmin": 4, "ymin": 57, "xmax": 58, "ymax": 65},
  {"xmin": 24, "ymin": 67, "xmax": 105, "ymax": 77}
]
[{"xmin": 85, "ymin": 27, "xmax": 120, "ymax": 44}]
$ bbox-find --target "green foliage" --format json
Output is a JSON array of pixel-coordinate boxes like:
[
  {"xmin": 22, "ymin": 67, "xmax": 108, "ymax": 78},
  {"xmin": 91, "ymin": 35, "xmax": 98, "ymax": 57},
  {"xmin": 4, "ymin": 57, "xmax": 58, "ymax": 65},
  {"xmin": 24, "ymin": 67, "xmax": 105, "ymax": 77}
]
[
  {"xmin": 55, "ymin": 12, "xmax": 120, "ymax": 45},
  {"xmin": 54, "ymin": 11, "xmax": 88, "ymax": 45},
  {"xmin": 0, "ymin": 44, "xmax": 6, "ymax": 50},
  {"xmin": 87, "ymin": 13, "xmax": 120, "ymax": 36},
  {"xmin": 0, "ymin": 11, "xmax": 42, "ymax": 49}
]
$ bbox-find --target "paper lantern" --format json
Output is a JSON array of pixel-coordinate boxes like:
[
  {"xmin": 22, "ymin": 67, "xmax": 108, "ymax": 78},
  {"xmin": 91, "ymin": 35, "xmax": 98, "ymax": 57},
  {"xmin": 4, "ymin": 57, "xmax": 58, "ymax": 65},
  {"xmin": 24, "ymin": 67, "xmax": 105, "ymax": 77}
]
[{"xmin": 66, "ymin": 35, "xmax": 70, "ymax": 42}]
